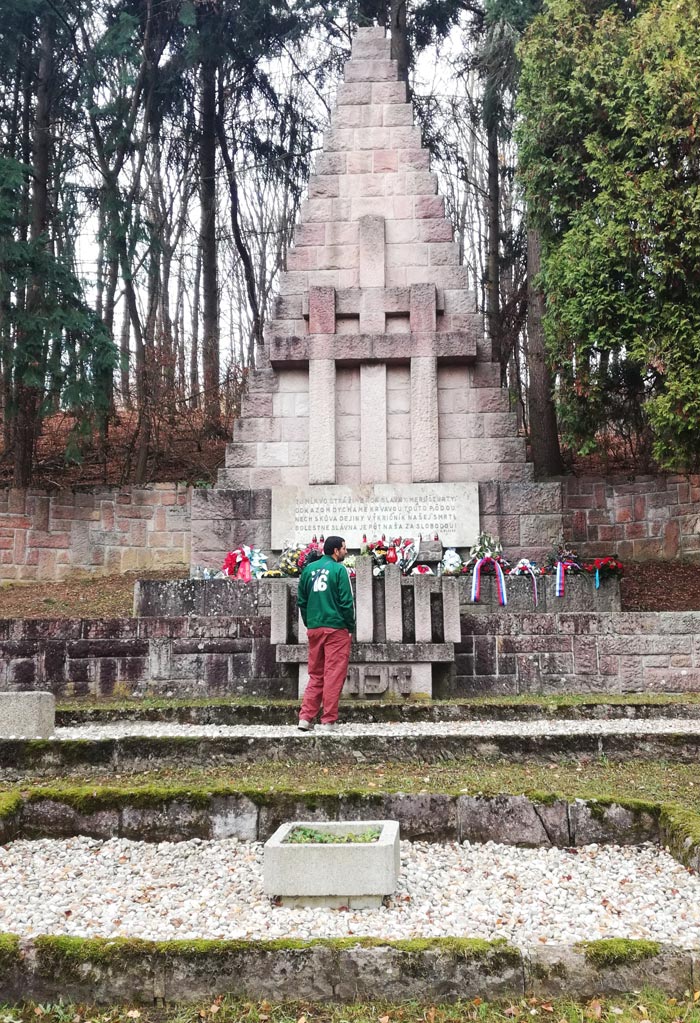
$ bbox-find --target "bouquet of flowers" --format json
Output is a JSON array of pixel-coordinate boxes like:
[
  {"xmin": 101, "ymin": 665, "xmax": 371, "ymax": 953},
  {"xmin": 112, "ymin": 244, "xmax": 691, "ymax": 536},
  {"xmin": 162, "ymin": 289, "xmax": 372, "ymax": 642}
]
[
  {"xmin": 395, "ymin": 537, "xmax": 418, "ymax": 574},
  {"xmin": 542, "ymin": 539, "xmax": 582, "ymax": 575},
  {"xmin": 362, "ymin": 537, "xmax": 389, "ymax": 576},
  {"xmin": 412, "ymin": 564, "xmax": 434, "ymax": 575},
  {"xmin": 462, "ymin": 532, "xmax": 508, "ymax": 605},
  {"xmin": 543, "ymin": 538, "xmax": 583, "ymax": 597},
  {"xmin": 278, "ymin": 546, "xmax": 304, "ymax": 576},
  {"xmin": 221, "ymin": 545, "xmax": 267, "ymax": 581},
  {"xmin": 298, "ymin": 539, "xmax": 323, "ymax": 570},
  {"xmin": 508, "ymin": 557, "xmax": 540, "ymax": 606},
  {"xmin": 440, "ymin": 548, "xmax": 463, "ymax": 576},
  {"xmin": 344, "ymin": 554, "xmax": 356, "ymax": 579},
  {"xmin": 461, "ymin": 532, "xmax": 509, "ymax": 574},
  {"xmin": 583, "ymin": 555, "xmax": 624, "ymax": 588},
  {"xmin": 361, "ymin": 536, "xmax": 418, "ymax": 576}
]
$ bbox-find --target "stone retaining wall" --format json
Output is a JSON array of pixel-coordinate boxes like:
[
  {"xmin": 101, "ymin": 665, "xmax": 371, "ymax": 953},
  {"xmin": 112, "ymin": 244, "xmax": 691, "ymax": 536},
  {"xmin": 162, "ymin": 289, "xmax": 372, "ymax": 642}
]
[
  {"xmin": 0, "ymin": 792, "xmax": 669, "ymax": 851},
  {"xmin": 2, "ymin": 731, "xmax": 699, "ymax": 781},
  {"xmin": 563, "ymin": 473, "xmax": 700, "ymax": 561},
  {"xmin": 0, "ymin": 485, "xmax": 190, "ymax": 581},
  {"xmin": 0, "ymin": 935, "xmax": 695, "ymax": 1003},
  {"xmin": 1, "ymin": 606, "xmax": 699, "ymax": 698},
  {"xmin": 1, "ymin": 473, "xmax": 700, "ymax": 581}
]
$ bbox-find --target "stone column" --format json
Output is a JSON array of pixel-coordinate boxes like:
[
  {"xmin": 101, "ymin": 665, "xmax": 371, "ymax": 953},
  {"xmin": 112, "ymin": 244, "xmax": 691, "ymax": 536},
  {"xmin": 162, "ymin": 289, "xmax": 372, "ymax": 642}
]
[
  {"xmin": 309, "ymin": 359, "xmax": 336, "ymax": 484},
  {"xmin": 384, "ymin": 563, "xmax": 403, "ymax": 642},
  {"xmin": 413, "ymin": 576, "xmax": 433, "ymax": 643},
  {"xmin": 441, "ymin": 577, "xmax": 461, "ymax": 642},
  {"xmin": 355, "ymin": 555, "xmax": 374, "ymax": 642},
  {"xmin": 270, "ymin": 583, "xmax": 289, "ymax": 645},
  {"xmin": 410, "ymin": 356, "xmax": 439, "ymax": 482},
  {"xmin": 360, "ymin": 363, "xmax": 387, "ymax": 483}
]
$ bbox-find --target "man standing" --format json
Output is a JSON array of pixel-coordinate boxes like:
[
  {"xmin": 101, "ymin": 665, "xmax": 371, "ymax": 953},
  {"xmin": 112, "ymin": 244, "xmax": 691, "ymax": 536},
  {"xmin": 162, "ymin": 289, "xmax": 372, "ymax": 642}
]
[{"xmin": 297, "ymin": 535, "xmax": 355, "ymax": 732}]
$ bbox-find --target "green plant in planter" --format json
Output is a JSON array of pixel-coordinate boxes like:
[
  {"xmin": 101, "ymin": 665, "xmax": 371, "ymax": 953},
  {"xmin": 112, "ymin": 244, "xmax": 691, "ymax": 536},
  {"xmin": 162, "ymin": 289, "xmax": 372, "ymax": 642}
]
[{"xmin": 285, "ymin": 825, "xmax": 381, "ymax": 844}]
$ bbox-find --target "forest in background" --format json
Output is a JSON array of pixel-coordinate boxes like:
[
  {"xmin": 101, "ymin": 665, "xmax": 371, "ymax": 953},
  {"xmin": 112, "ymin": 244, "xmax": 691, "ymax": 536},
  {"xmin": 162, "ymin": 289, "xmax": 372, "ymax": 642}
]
[{"xmin": 0, "ymin": 0, "xmax": 698, "ymax": 487}]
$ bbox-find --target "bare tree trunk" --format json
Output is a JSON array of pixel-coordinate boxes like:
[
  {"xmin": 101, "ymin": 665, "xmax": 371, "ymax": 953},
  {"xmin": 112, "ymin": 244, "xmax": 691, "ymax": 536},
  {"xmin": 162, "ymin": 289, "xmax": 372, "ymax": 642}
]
[
  {"xmin": 216, "ymin": 93, "xmax": 264, "ymax": 362},
  {"xmin": 14, "ymin": 13, "xmax": 53, "ymax": 486},
  {"xmin": 174, "ymin": 261, "xmax": 185, "ymax": 398},
  {"xmin": 190, "ymin": 241, "xmax": 201, "ymax": 407},
  {"xmin": 389, "ymin": 0, "xmax": 410, "ymax": 82},
  {"xmin": 119, "ymin": 296, "xmax": 131, "ymax": 406},
  {"xmin": 527, "ymin": 227, "xmax": 563, "ymax": 476},
  {"xmin": 199, "ymin": 57, "xmax": 220, "ymax": 433},
  {"xmin": 485, "ymin": 119, "xmax": 501, "ymax": 372}
]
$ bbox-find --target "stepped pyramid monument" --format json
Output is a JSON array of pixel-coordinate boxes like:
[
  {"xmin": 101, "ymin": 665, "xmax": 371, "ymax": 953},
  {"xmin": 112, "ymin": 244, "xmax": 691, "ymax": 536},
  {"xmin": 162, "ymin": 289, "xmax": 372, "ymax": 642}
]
[{"xmin": 192, "ymin": 26, "xmax": 561, "ymax": 569}]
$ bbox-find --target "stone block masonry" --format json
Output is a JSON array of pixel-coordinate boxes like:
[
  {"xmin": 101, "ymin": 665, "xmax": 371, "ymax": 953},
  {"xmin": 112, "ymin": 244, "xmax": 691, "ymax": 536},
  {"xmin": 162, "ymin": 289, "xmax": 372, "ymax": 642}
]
[
  {"xmin": 3, "ymin": 473, "xmax": 700, "ymax": 579},
  {"xmin": 563, "ymin": 473, "xmax": 700, "ymax": 561},
  {"xmin": 2, "ymin": 598, "xmax": 700, "ymax": 699},
  {"xmin": 0, "ymin": 485, "xmax": 190, "ymax": 581}
]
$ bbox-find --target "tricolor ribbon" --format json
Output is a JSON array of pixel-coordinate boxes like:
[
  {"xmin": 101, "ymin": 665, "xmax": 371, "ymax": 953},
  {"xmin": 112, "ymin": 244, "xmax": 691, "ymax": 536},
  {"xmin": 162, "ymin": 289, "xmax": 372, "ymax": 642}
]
[
  {"xmin": 555, "ymin": 558, "xmax": 581, "ymax": 597},
  {"xmin": 471, "ymin": 556, "xmax": 508, "ymax": 606}
]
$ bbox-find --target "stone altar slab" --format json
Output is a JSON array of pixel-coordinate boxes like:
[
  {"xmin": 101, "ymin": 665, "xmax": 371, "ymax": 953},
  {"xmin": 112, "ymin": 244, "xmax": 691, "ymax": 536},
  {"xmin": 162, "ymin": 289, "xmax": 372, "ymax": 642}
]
[{"xmin": 271, "ymin": 482, "xmax": 479, "ymax": 549}]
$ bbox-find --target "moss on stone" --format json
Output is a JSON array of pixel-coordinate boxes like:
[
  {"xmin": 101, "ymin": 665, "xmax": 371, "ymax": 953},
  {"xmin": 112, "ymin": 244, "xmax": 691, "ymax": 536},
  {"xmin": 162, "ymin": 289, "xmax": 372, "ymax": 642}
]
[
  {"xmin": 0, "ymin": 792, "xmax": 22, "ymax": 820},
  {"xmin": 390, "ymin": 937, "xmax": 520, "ymax": 966},
  {"xmin": 0, "ymin": 933, "xmax": 20, "ymax": 973},
  {"xmin": 28, "ymin": 935, "xmax": 521, "ymax": 968},
  {"xmin": 576, "ymin": 939, "xmax": 661, "ymax": 967},
  {"xmin": 659, "ymin": 804, "xmax": 700, "ymax": 866},
  {"xmin": 34, "ymin": 935, "xmax": 156, "ymax": 977}
]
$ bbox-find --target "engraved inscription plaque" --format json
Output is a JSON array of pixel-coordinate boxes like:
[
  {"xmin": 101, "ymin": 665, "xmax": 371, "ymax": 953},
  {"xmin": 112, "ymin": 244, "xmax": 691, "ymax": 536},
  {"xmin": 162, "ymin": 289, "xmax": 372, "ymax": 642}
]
[{"xmin": 271, "ymin": 483, "xmax": 479, "ymax": 549}]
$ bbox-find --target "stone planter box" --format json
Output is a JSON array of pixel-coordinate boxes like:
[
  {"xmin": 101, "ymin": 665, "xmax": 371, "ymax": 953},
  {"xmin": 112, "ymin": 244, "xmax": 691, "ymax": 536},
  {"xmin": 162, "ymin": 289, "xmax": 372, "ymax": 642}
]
[{"xmin": 263, "ymin": 819, "xmax": 400, "ymax": 908}]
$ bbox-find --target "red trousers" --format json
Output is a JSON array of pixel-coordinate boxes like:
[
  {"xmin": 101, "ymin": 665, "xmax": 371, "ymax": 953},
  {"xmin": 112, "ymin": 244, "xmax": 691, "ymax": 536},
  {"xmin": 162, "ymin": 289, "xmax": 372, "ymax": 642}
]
[{"xmin": 299, "ymin": 627, "xmax": 352, "ymax": 724}]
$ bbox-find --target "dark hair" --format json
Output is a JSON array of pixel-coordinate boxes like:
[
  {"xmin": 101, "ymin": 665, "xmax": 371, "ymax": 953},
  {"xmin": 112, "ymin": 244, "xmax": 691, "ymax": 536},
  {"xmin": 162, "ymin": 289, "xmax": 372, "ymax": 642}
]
[{"xmin": 324, "ymin": 535, "xmax": 345, "ymax": 556}]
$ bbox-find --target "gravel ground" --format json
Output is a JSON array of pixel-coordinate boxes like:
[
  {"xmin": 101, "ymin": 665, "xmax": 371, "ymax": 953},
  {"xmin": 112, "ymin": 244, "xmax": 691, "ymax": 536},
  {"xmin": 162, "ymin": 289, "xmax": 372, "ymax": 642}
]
[
  {"xmin": 44, "ymin": 718, "xmax": 700, "ymax": 741},
  {"xmin": 0, "ymin": 837, "xmax": 698, "ymax": 946}
]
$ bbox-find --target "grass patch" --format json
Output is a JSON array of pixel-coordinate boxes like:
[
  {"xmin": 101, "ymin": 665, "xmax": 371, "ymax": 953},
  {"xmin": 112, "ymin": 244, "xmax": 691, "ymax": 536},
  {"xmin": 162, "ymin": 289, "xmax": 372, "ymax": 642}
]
[
  {"xmin": 0, "ymin": 990, "xmax": 699, "ymax": 1022},
  {"xmin": 55, "ymin": 692, "xmax": 700, "ymax": 712},
  {"xmin": 7, "ymin": 757, "xmax": 700, "ymax": 813}
]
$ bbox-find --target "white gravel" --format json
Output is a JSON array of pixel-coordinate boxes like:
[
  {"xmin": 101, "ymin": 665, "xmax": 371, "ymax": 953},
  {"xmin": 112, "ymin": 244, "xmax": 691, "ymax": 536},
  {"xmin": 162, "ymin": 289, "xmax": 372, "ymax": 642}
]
[
  {"xmin": 47, "ymin": 717, "xmax": 700, "ymax": 741},
  {"xmin": 1, "ymin": 836, "xmax": 699, "ymax": 946}
]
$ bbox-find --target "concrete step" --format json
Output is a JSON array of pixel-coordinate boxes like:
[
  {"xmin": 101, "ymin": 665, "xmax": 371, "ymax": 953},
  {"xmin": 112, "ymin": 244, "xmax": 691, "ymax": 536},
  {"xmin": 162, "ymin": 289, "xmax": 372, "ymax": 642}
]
[
  {"xmin": 56, "ymin": 695, "xmax": 700, "ymax": 727},
  {"xmin": 5, "ymin": 720, "xmax": 700, "ymax": 779}
]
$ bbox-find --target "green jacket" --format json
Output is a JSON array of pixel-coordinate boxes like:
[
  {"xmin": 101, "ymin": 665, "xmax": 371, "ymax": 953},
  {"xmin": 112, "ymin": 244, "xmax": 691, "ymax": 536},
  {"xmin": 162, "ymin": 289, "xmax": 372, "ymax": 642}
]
[{"xmin": 297, "ymin": 554, "xmax": 355, "ymax": 632}]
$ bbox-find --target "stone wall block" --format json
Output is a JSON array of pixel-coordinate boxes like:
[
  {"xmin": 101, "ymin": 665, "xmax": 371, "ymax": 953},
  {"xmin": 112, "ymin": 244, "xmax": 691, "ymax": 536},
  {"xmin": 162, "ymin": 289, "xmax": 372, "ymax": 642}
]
[
  {"xmin": 309, "ymin": 360, "xmax": 337, "ymax": 484},
  {"xmin": 409, "ymin": 283, "xmax": 437, "ymax": 332},
  {"xmin": 308, "ymin": 286, "xmax": 336, "ymax": 334},
  {"xmin": 371, "ymin": 81, "xmax": 407, "ymax": 104},
  {"xmin": 410, "ymin": 357, "xmax": 439, "ymax": 482},
  {"xmin": 526, "ymin": 945, "xmax": 692, "ymax": 1000},
  {"xmin": 457, "ymin": 794, "xmax": 570, "ymax": 846},
  {"xmin": 359, "ymin": 215, "xmax": 386, "ymax": 289},
  {"xmin": 344, "ymin": 58, "xmax": 398, "ymax": 83},
  {"xmin": 337, "ymin": 82, "xmax": 372, "ymax": 105},
  {"xmin": 360, "ymin": 363, "xmax": 387, "ymax": 483},
  {"xmin": 570, "ymin": 801, "xmax": 660, "ymax": 845}
]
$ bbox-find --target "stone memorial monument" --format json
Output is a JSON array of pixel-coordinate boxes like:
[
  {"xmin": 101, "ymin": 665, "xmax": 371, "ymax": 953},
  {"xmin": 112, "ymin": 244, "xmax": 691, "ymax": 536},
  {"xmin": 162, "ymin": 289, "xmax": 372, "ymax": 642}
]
[{"xmin": 191, "ymin": 26, "xmax": 558, "ymax": 571}]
